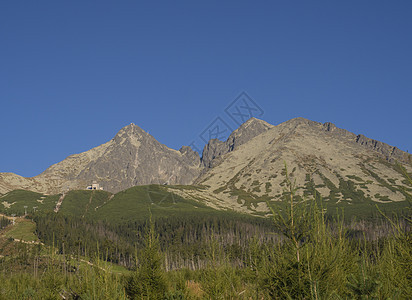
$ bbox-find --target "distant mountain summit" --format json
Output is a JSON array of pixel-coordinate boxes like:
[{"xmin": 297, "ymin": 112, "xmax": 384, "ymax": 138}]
[
  {"xmin": 201, "ymin": 118, "xmax": 273, "ymax": 168},
  {"xmin": 36, "ymin": 123, "xmax": 201, "ymax": 193},
  {"xmin": 0, "ymin": 118, "xmax": 411, "ymax": 213},
  {"xmin": 0, "ymin": 123, "xmax": 201, "ymax": 194}
]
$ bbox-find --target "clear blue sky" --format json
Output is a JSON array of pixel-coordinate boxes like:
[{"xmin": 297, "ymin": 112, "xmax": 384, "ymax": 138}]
[{"xmin": 1, "ymin": 1, "xmax": 411, "ymax": 177}]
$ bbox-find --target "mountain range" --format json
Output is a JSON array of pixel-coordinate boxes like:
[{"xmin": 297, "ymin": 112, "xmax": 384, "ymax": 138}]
[{"xmin": 1, "ymin": 117, "xmax": 411, "ymax": 214}]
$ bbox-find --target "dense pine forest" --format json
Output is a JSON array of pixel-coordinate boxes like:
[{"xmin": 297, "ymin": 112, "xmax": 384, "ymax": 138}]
[{"xmin": 0, "ymin": 172, "xmax": 411, "ymax": 299}]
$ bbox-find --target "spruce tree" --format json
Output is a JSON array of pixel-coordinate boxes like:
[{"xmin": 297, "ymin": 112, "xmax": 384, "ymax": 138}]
[{"xmin": 126, "ymin": 215, "xmax": 167, "ymax": 299}]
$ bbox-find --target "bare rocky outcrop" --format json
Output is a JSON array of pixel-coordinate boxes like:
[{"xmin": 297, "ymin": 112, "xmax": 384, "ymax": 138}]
[
  {"xmin": 354, "ymin": 134, "xmax": 408, "ymax": 163},
  {"xmin": 319, "ymin": 121, "xmax": 409, "ymax": 163}
]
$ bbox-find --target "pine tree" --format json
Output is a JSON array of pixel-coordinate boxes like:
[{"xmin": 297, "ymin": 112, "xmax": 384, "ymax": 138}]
[{"xmin": 126, "ymin": 215, "xmax": 167, "ymax": 299}]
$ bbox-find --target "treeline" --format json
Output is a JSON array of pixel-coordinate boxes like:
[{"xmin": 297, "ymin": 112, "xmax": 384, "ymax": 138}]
[
  {"xmin": 32, "ymin": 205, "xmax": 410, "ymax": 271},
  {"xmin": 33, "ymin": 211, "xmax": 276, "ymax": 269}
]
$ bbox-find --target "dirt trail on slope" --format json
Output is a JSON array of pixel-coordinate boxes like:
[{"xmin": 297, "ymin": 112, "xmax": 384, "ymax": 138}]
[
  {"xmin": 54, "ymin": 193, "xmax": 66, "ymax": 212},
  {"xmin": 94, "ymin": 194, "xmax": 114, "ymax": 211},
  {"xmin": 82, "ymin": 191, "xmax": 95, "ymax": 217}
]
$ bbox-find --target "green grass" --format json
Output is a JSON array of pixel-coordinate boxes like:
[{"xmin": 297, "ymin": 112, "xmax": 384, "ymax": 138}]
[
  {"xmin": 323, "ymin": 200, "xmax": 411, "ymax": 221},
  {"xmin": 4, "ymin": 220, "xmax": 39, "ymax": 242},
  {"xmin": 1, "ymin": 171, "xmax": 411, "ymax": 223},
  {"xmin": 92, "ymin": 185, "xmax": 226, "ymax": 223},
  {"xmin": 107, "ymin": 262, "xmax": 131, "ymax": 275},
  {"xmin": 0, "ymin": 190, "xmax": 57, "ymax": 216},
  {"xmin": 58, "ymin": 190, "xmax": 112, "ymax": 217},
  {"xmin": 0, "ymin": 186, "xmax": 257, "ymax": 223},
  {"xmin": 64, "ymin": 255, "xmax": 131, "ymax": 276},
  {"xmin": 346, "ymin": 175, "xmax": 365, "ymax": 182}
]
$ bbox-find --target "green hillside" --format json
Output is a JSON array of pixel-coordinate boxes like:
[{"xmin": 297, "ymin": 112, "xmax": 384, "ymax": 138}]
[
  {"xmin": 0, "ymin": 190, "xmax": 57, "ymax": 216},
  {"xmin": 1, "ymin": 183, "xmax": 410, "ymax": 222},
  {"xmin": 92, "ymin": 185, "xmax": 221, "ymax": 223},
  {"xmin": 58, "ymin": 190, "xmax": 112, "ymax": 217},
  {"xmin": 0, "ymin": 186, "xmax": 236, "ymax": 223}
]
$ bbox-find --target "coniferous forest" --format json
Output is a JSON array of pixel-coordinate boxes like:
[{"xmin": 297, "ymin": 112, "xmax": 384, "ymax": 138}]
[{"xmin": 0, "ymin": 172, "xmax": 411, "ymax": 299}]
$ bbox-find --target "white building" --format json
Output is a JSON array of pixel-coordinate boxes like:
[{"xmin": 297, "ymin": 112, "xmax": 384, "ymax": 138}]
[{"xmin": 86, "ymin": 182, "xmax": 103, "ymax": 190}]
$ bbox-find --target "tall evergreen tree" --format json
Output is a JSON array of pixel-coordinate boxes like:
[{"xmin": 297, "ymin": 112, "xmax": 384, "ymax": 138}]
[{"xmin": 126, "ymin": 215, "xmax": 167, "ymax": 299}]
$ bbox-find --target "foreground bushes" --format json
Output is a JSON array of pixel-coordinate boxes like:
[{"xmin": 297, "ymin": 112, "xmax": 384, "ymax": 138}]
[
  {"xmin": 0, "ymin": 218, "xmax": 410, "ymax": 299},
  {"xmin": 0, "ymin": 261, "xmax": 126, "ymax": 299}
]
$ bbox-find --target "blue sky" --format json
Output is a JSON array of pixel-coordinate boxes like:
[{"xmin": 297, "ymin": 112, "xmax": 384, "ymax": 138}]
[{"xmin": 1, "ymin": 1, "xmax": 411, "ymax": 177}]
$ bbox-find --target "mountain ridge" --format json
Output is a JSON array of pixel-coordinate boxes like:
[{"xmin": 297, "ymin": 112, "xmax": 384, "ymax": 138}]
[
  {"xmin": 0, "ymin": 118, "xmax": 410, "ymax": 204},
  {"xmin": 175, "ymin": 118, "xmax": 412, "ymax": 213}
]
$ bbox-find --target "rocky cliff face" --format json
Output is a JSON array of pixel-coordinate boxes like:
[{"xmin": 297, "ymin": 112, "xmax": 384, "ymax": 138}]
[{"xmin": 321, "ymin": 121, "xmax": 410, "ymax": 164}]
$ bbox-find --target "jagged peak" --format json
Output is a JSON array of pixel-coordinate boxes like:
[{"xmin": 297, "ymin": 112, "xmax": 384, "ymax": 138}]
[
  {"xmin": 230, "ymin": 117, "xmax": 273, "ymax": 137},
  {"xmin": 200, "ymin": 118, "xmax": 273, "ymax": 168},
  {"xmin": 179, "ymin": 145, "xmax": 199, "ymax": 155},
  {"xmin": 119, "ymin": 122, "xmax": 146, "ymax": 133},
  {"xmin": 113, "ymin": 123, "xmax": 147, "ymax": 140},
  {"xmin": 241, "ymin": 117, "xmax": 273, "ymax": 128},
  {"xmin": 111, "ymin": 123, "xmax": 152, "ymax": 147},
  {"xmin": 275, "ymin": 118, "xmax": 342, "ymax": 136}
]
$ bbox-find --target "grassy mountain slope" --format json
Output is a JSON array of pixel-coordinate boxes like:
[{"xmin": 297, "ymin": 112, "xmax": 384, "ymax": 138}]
[
  {"xmin": 58, "ymin": 190, "xmax": 112, "ymax": 217},
  {"xmin": 92, "ymin": 185, "xmax": 222, "ymax": 223},
  {"xmin": 1, "ymin": 183, "xmax": 410, "ymax": 222},
  {"xmin": 0, "ymin": 190, "xmax": 58, "ymax": 216},
  {"xmin": 0, "ymin": 186, "xmax": 238, "ymax": 223}
]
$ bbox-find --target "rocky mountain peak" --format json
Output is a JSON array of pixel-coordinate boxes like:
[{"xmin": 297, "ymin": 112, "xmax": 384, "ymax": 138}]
[
  {"xmin": 226, "ymin": 117, "xmax": 273, "ymax": 149},
  {"xmin": 69, "ymin": 122, "xmax": 202, "ymax": 192},
  {"xmin": 201, "ymin": 117, "xmax": 274, "ymax": 168},
  {"xmin": 179, "ymin": 146, "xmax": 201, "ymax": 167},
  {"xmin": 114, "ymin": 123, "xmax": 145, "ymax": 137},
  {"xmin": 233, "ymin": 117, "xmax": 273, "ymax": 135},
  {"xmin": 241, "ymin": 117, "xmax": 271, "ymax": 126},
  {"xmin": 281, "ymin": 117, "xmax": 320, "ymax": 128},
  {"xmin": 323, "ymin": 122, "xmax": 337, "ymax": 131},
  {"xmin": 112, "ymin": 123, "xmax": 150, "ymax": 146}
]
